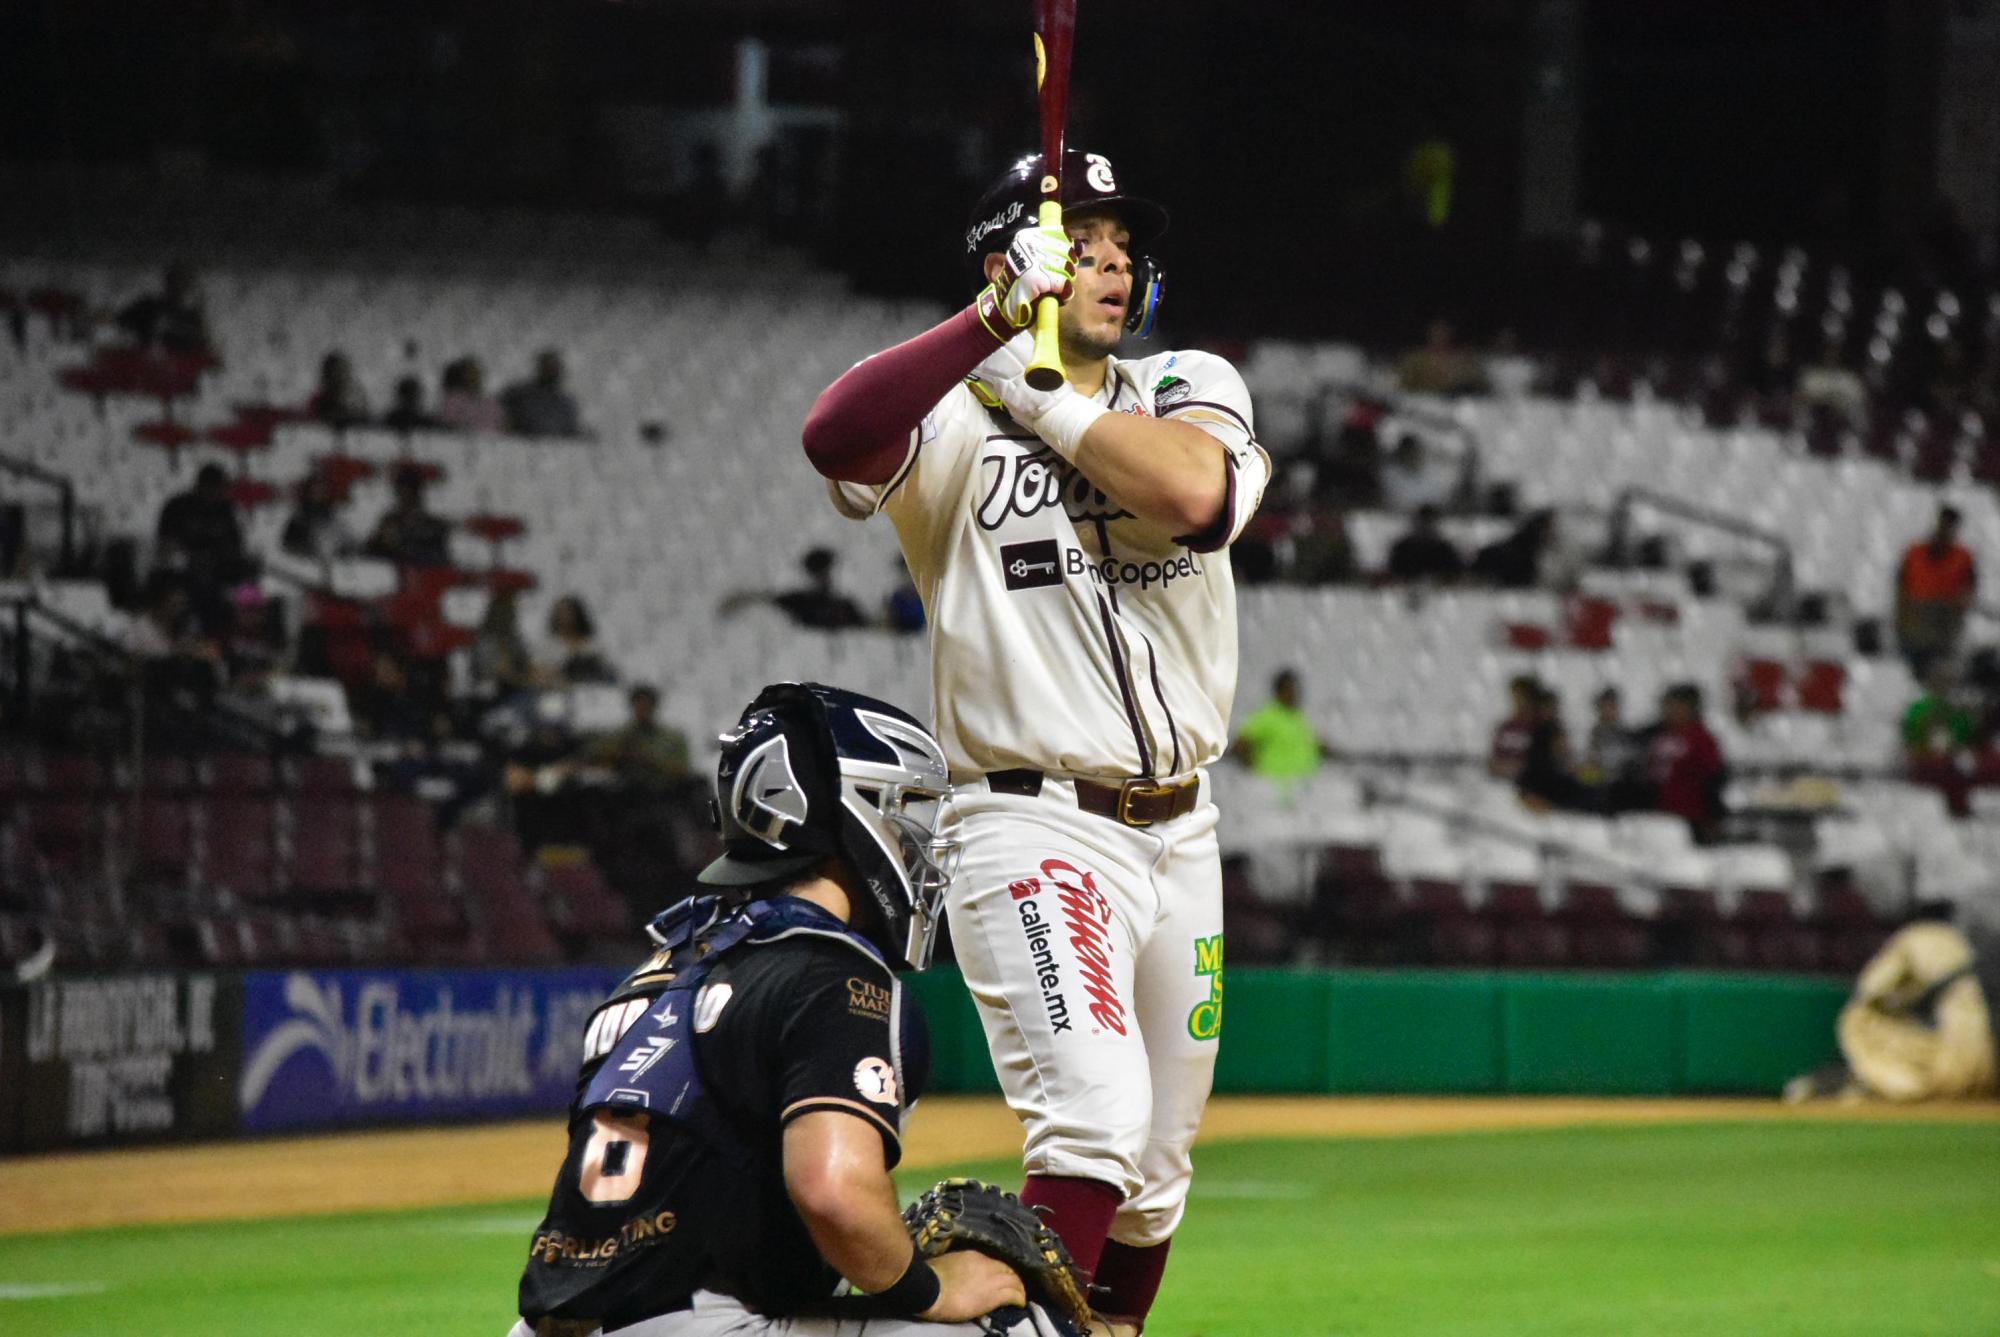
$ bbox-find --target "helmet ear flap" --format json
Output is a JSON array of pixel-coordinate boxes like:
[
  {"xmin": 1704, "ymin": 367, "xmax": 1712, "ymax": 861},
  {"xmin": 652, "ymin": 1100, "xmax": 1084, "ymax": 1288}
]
[{"xmin": 1125, "ymin": 256, "xmax": 1164, "ymax": 337}]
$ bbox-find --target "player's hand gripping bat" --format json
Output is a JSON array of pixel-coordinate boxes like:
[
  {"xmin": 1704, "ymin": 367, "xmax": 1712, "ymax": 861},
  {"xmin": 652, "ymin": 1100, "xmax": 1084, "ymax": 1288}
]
[{"xmin": 1024, "ymin": 0, "xmax": 1076, "ymax": 391}]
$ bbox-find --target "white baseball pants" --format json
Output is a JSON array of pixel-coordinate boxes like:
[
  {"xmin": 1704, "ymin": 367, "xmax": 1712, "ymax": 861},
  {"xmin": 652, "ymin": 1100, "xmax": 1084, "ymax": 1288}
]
[{"xmin": 942, "ymin": 775, "xmax": 1224, "ymax": 1246}]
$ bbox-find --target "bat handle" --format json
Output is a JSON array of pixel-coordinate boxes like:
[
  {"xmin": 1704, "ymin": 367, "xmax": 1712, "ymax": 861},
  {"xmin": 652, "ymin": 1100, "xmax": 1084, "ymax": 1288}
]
[{"xmin": 1023, "ymin": 199, "xmax": 1067, "ymax": 391}]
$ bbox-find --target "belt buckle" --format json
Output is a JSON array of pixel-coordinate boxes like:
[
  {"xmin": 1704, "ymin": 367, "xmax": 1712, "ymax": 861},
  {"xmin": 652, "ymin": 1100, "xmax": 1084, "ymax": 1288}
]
[{"xmin": 1116, "ymin": 779, "xmax": 1176, "ymax": 827}]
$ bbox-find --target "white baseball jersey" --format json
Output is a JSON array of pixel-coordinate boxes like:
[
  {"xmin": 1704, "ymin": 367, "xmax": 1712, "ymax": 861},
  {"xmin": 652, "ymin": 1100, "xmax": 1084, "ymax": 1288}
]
[{"xmin": 830, "ymin": 348, "xmax": 1269, "ymax": 780}]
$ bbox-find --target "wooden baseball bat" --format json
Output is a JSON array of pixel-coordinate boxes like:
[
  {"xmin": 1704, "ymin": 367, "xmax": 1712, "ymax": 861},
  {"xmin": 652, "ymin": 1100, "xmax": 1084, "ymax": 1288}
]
[{"xmin": 1024, "ymin": 0, "xmax": 1076, "ymax": 391}]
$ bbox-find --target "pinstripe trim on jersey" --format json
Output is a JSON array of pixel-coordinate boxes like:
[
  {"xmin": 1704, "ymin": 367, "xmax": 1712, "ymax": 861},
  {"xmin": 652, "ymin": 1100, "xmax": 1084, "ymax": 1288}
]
[
  {"xmin": 1095, "ymin": 592, "xmax": 1153, "ymax": 776},
  {"xmin": 781, "ymin": 1096, "xmax": 903, "ymax": 1154},
  {"xmin": 877, "ymin": 434, "xmax": 923, "ymax": 507},
  {"xmin": 1161, "ymin": 398, "xmax": 1252, "ymax": 436},
  {"xmin": 1139, "ymin": 628, "xmax": 1183, "ymax": 776}
]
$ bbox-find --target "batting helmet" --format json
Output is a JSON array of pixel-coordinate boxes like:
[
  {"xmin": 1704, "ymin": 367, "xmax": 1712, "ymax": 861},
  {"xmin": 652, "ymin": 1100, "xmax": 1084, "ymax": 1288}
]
[
  {"xmin": 700, "ymin": 682, "xmax": 958, "ymax": 971},
  {"xmin": 964, "ymin": 149, "xmax": 1168, "ymax": 337}
]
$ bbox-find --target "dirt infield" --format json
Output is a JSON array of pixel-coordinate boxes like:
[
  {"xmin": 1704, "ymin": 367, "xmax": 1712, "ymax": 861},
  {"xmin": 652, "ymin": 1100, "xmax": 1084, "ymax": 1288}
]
[{"xmin": 4, "ymin": 1095, "xmax": 1997, "ymax": 1235}]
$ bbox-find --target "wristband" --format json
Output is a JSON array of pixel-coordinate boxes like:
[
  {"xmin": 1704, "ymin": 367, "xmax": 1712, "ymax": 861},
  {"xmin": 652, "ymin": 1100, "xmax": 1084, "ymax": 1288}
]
[
  {"xmin": 867, "ymin": 1249, "xmax": 942, "ymax": 1317},
  {"xmin": 1028, "ymin": 389, "xmax": 1109, "ymax": 465}
]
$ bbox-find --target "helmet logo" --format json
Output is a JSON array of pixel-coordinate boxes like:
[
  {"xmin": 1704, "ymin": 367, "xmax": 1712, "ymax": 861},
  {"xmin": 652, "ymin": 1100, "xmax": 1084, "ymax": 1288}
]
[
  {"xmin": 731, "ymin": 734, "xmax": 808, "ymax": 847},
  {"xmin": 1084, "ymin": 153, "xmax": 1116, "ymax": 193}
]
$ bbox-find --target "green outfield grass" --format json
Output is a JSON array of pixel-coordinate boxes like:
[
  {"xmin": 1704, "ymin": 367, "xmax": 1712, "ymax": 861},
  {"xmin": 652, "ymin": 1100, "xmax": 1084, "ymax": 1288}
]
[{"xmin": 2, "ymin": 1122, "xmax": 1996, "ymax": 1336}]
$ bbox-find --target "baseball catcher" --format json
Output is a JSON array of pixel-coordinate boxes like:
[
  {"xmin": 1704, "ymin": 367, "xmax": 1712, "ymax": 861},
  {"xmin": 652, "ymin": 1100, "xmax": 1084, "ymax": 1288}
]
[{"xmin": 508, "ymin": 683, "xmax": 1086, "ymax": 1336}]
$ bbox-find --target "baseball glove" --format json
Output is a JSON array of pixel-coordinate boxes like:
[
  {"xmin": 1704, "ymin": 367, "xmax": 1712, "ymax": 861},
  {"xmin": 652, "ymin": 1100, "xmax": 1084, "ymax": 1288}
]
[{"xmin": 903, "ymin": 1177, "xmax": 1094, "ymax": 1332}]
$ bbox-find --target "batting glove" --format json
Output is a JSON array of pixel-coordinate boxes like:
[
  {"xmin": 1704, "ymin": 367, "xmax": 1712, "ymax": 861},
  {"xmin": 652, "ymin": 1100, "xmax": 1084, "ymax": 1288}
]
[
  {"xmin": 973, "ymin": 331, "xmax": 1107, "ymax": 464},
  {"xmin": 975, "ymin": 224, "xmax": 1079, "ymax": 341}
]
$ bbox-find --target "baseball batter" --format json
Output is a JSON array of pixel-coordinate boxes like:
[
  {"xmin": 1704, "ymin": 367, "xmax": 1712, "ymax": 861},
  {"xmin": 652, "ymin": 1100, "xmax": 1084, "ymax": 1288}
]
[{"xmin": 803, "ymin": 150, "xmax": 1268, "ymax": 1333}]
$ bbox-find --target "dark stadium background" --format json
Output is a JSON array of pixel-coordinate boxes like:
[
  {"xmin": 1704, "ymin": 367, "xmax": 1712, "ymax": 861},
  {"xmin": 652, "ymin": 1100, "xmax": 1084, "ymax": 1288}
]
[{"xmin": 0, "ymin": 1, "xmax": 1955, "ymax": 338}]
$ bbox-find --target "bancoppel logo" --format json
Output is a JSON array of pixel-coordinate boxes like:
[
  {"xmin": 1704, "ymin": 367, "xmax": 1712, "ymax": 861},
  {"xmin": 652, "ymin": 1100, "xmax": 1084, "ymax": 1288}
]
[
  {"xmin": 1001, "ymin": 539, "xmax": 1064, "ymax": 591},
  {"xmin": 1065, "ymin": 548, "xmax": 1204, "ymax": 591}
]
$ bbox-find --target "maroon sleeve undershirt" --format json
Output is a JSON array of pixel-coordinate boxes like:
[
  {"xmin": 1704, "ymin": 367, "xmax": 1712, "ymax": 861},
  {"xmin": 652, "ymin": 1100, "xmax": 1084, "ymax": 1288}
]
[{"xmin": 801, "ymin": 303, "xmax": 1002, "ymax": 485}]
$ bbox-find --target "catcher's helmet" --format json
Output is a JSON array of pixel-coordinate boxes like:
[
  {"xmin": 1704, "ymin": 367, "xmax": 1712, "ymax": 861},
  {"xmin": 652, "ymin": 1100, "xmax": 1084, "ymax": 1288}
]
[
  {"xmin": 964, "ymin": 149, "xmax": 1168, "ymax": 338},
  {"xmin": 701, "ymin": 682, "xmax": 957, "ymax": 971}
]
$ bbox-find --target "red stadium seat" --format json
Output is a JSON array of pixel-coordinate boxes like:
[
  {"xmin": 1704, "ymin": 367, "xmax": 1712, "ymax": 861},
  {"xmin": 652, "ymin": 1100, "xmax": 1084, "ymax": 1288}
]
[
  {"xmin": 204, "ymin": 798, "xmax": 280, "ymax": 902},
  {"xmin": 1796, "ymin": 661, "xmax": 1845, "ymax": 714},
  {"xmin": 1563, "ymin": 595, "xmax": 1620, "ymax": 651},
  {"xmin": 287, "ymin": 798, "xmax": 363, "ymax": 898},
  {"xmin": 204, "ymin": 753, "xmax": 277, "ymax": 794}
]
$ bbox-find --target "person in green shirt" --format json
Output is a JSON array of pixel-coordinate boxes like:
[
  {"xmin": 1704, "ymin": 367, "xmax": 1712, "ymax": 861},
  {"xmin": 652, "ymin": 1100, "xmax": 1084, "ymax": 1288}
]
[
  {"xmin": 1902, "ymin": 666, "xmax": 1976, "ymax": 760},
  {"xmin": 1230, "ymin": 669, "xmax": 1334, "ymax": 782}
]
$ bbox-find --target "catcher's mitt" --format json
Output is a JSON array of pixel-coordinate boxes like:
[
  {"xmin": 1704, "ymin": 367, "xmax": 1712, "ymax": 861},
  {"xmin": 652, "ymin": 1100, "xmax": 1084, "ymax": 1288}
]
[{"xmin": 904, "ymin": 1177, "xmax": 1093, "ymax": 1332}]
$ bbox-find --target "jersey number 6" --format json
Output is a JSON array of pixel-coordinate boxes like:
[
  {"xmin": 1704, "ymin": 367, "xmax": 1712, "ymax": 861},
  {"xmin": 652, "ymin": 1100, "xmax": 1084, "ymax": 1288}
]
[{"xmin": 579, "ymin": 1110, "xmax": 651, "ymax": 1205}]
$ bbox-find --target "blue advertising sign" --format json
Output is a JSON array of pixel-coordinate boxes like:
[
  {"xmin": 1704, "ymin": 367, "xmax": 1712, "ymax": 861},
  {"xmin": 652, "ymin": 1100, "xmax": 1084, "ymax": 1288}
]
[{"xmin": 239, "ymin": 967, "xmax": 623, "ymax": 1132}]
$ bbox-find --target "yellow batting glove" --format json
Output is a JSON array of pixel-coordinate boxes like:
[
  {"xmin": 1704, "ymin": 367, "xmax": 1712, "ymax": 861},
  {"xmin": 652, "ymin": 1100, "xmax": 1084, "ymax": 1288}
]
[{"xmin": 974, "ymin": 223, "xmax": 1078, "ymax": 341}]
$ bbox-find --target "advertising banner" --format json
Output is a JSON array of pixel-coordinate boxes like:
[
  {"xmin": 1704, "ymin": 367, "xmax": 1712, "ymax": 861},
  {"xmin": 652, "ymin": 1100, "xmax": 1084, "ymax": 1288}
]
[
  {"xmin": 239, "ymin": 967, "xmax": 622, "ymax": 1132},
  {"xmin": 1, "ymin": 972, "xmax": 241, "ymax": 1153}
]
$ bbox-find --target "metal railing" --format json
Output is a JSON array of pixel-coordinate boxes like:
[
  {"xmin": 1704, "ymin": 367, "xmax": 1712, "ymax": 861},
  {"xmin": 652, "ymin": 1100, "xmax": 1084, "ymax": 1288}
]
[
  {"xmin": 1605, "ymin": 485, "xmax": 1795, "ymax": 614},
  {"xmin": 0, "ymin": 452, "xmax": 80, "ymax": 573}
]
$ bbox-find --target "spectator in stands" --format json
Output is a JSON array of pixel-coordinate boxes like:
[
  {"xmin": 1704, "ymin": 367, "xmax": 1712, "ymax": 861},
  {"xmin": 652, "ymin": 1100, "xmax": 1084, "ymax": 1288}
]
[
  {"xmin": 502, "ymin": 350, "xmax": 584, "ymax": 439},
  {"xmin": 1516, "ymin": 685, "xmax": 1585, "ymax": 811},
  {"xmin": 721, "ymin": 548, "xmax": 870, "ymax": 630},
  {"xmin": 884, "ymin": 559, "xmax": 925, "ymax": 634},
  {"xmin": 1904, "ymin": 663, "xmax": 1978, "ymax": 761},
  {"xmin": 364, "ymin": 466, "xmax": 452, "ymax": 568},
  {"xmin": 438, "ymin": 357, "xmax": 505, "ymax": 433},
  {"xmin": 280, "ymin": 469, "xmax": 357, "ymax": 563},
  {"xmin": 1231, "ymin": 668, "xmax": 1335, "ymax": 783},
  {"xmin": 1579, "ymin": 685, "xmax": 1647, "ymax": 811},
  {"xmin": 1488, "ymin": 674, "xmax": 1541, "ymax": 782},
  {"xmin": 562, "ymin": 684, "xmax": 690, "ymax": 793},
  {"xmin": 1395, "ymin": 318, "xmax": 1487, "ymax": 396},
  {"xmin": 123, "ymin": 579, "xmax": 224, "ymax": 725},
  {"xmin": 1471, "ymin": 509, "xmax": 1556, "ymax": 590},
  {"xmin": 1895, "ymin": 505, "xmax": 1977, "ymax": 678},
  {"xmin": 350, "ymin": 647, "xmax": 441, "ymax": 745},
  {"xmin": 1902, "ymin": 663, "xmax": 1978, "ymax": 816},
  {"xmin": 535, "ymin": 594, "xmax": 616, "ymax": 686},
  {"xmin": 1378, "ymin": 434, "xmax": 1462, "ymax": 513},
  {"xmin": 154, "ymin": 462, "xmax": 249, "ymax": 629},
  {"xmin": 116, "ymin": 261, "xmax": 213, "ymax": 357},
  {"xmin": 383, "ymin": 375, "xmax": 442, "ymax": 435},
  {"xmin": 1645, "ymin": 683, "xmax": 1727, "ymax": 840},
  {"xmin": 1287, "ymin": 502, "xmax": 1358, "ymax": 585},
  {"xmin": 309, "ymin": 352, "xmax": 371, "ymax": 429},
  {"xmin": 1386, "ymin": 505, "xmax": 1464, "ymax": 584},
  {"xmin": 1794, "ymin": 336, "xmax": 1867, "ymax": 428},
  {"xmin": 471, "ymin": 588, "xmax": 537, "ymax": 697}
]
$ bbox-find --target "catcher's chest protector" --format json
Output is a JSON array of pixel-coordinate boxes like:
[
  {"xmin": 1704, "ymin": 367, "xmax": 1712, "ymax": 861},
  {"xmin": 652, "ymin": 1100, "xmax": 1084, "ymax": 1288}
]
[{"xmin": 521, "ymin": 896, "xmax": 901, "ymax": 1328}]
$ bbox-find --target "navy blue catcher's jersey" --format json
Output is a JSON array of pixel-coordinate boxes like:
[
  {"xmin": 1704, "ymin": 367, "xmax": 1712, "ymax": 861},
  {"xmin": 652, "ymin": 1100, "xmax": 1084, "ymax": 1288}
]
[{"xmin": 517, "ymin": 896, "xmax": 930, "ymax": 1330}]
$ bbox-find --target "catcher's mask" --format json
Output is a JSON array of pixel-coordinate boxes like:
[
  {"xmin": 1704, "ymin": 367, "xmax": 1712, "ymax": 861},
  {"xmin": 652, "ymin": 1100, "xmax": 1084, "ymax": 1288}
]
[
  {"xmin": 965, "ymin": 149, "xmax": 1168, "ymax": 339},
  {"xmin": 701, "ymin": 682, "xmax": 958, "ymax": 971}
]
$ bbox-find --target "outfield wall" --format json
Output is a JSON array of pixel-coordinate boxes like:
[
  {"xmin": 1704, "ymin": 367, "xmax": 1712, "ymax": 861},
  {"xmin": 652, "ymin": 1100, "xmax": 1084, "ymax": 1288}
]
[
  {"xmin": 0, "ymin": 964, "xmax": 1847, "ymax": 1153},
  {"xmin": 903, "ymin": 968, "xmax": 1849, "ymax": 1099}
]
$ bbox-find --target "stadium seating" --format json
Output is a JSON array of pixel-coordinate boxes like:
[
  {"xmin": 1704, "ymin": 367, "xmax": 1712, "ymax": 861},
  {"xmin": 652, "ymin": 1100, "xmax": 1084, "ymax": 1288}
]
[{"xmin": 6, "ymin": 200, "xmax": 1994, "ymax": 975}]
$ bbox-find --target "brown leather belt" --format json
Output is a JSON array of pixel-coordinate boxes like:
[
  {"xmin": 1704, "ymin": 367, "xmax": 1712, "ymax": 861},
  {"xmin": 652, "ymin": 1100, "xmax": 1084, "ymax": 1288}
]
[{"xmin": 986, "ymin": 768, "xmax": 1200, "ymax": 827}]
